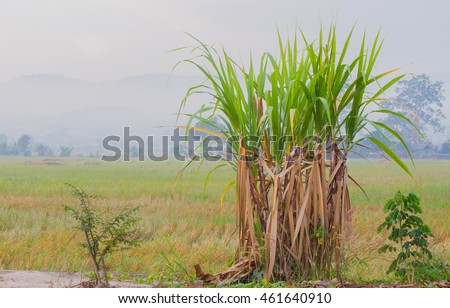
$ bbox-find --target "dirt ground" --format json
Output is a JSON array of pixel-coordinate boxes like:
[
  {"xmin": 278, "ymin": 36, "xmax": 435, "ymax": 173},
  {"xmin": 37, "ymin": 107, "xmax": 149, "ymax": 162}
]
[
  {"xmin": 0, "ymin": 270, "xmax": 145, "ymax": 288},
  {"xmin": 1, "ymin": 270, "xmax": 448, "ymax": 288}
]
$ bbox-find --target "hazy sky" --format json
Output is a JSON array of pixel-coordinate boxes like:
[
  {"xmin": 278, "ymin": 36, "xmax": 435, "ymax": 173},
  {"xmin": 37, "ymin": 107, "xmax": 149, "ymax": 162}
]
[{"xmin": 0, "ymin": 0, "xmax": 449, "ymax": 82}]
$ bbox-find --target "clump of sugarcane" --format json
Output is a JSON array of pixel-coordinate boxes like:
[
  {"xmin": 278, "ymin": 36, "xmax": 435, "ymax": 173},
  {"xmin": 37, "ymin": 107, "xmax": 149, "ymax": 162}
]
[{"xmin": 178, "ymin": 26, "xmax": 419, "ymax": 282}]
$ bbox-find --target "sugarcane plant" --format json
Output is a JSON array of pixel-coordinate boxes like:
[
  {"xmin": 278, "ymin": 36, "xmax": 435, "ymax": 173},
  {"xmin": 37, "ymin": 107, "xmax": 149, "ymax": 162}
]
[{"xmin": 177, "ymin": 26, "xmax": 420, "ymax": 282}]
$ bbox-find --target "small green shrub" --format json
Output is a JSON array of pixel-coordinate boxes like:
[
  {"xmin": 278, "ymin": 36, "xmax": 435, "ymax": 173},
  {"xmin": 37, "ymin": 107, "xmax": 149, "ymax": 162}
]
[
  {"xmin": 377, "ymin": 191, "xmax": 448, "ymax": 283},
  {"xmin": 63, "ymin": 184, "xmax": 141, "ymax": 287},
  {"xmin": 233, "ymin": 279, "xmax": 285, "ymax": 288}
]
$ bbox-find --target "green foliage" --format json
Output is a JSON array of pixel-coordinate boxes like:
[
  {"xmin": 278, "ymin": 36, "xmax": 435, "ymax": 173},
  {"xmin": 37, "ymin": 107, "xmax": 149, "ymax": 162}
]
[
  {"xmin": 59, "ymin": 146, "xmax": 73, "ymax": 157},
  {"xmin": 233, "ymin": 279, "xmax": 285, "ymax": 288},
  {"xmin": 34, "ymin": 143, "xmax": 54, "ymax": 157},
  {"xmin": 377, "ymin": 191, "xmax": 448, "ymax": 283},
  {"xmin": 63, "ymin": 183, "xmax": 141, "ymax": 287},
  {"xmin": 160, "ymin": 237, "xmax": 193, "ymax": 280},
  {"xmin": 17, "ymin": 134, "xmax": 32, "ymax": 156},
  {"xmin": 177, "ymin": 26, "xmax": 417, "ymax": 175},
  {"xmin": 439, "ymin": 139, "xmax": 450, "ymax": 155},
  {"xmin": 132, "ymin": 272, "xmax": 192, "ymax": 287}
]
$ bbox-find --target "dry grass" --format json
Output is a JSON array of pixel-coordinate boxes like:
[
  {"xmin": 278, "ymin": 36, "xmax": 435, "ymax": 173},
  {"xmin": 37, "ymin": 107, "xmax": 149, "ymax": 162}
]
[{"xmin": 0, "ymin": 157, "xmax": 448, "ymax": 282}]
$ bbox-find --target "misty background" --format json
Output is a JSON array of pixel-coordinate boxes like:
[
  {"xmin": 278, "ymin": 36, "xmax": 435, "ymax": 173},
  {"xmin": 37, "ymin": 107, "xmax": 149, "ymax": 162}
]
[{"xmin": 0, "ymin": 0, "xmax": 449, "ymax": 155}]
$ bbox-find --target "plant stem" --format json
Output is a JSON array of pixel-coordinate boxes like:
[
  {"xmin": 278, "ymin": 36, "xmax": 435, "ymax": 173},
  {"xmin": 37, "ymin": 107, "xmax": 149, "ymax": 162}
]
[{"xmin": 84, "ymin": 230, "xmax": 102, "ymax": 286}]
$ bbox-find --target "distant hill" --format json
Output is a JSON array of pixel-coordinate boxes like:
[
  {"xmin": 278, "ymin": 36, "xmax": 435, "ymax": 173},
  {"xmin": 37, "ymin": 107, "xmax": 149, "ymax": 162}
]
[{"xmin": 0, "ymin": 74, "xmax": 203, "ymax": 153}]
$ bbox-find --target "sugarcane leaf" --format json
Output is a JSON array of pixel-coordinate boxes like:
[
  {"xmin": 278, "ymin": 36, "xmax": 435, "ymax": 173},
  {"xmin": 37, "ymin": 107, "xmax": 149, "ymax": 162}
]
[{"xmin": 368, "ymin": 137, "xmax": 412, "ymax": 177}]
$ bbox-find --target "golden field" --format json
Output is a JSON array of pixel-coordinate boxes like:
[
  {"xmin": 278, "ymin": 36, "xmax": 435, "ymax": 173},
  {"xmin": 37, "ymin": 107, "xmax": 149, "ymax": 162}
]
[{"xmin": 0, "ymin": 158, "xmax": 448, "ymax": 282}]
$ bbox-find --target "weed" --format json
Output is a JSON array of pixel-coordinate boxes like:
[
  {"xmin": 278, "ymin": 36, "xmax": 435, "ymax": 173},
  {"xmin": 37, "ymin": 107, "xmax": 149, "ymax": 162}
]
[
  {"xmin": 377, "ymin": 191, "xmax": 449, "ymax": 283},
  {"xmin": 63, "ymin": 184, "xmax": 141, "ymax": 287}
]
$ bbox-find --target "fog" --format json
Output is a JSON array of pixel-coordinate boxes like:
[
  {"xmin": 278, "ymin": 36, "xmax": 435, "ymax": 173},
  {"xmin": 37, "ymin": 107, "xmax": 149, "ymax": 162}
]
[{"xmin": 0, "ymin": 0, "xmax": 449, "ymax": 153}]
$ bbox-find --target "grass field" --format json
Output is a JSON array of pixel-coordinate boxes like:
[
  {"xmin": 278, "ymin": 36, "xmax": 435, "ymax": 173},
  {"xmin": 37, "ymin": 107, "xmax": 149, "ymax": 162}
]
[{"xmin": 0, "ymin": 157, "xmax": 449, "ymax": 283}]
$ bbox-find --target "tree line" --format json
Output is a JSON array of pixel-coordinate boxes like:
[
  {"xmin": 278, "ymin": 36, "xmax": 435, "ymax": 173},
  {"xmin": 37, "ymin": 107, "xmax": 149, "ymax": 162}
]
[{"xmin": 0, "ymin": 134, "xmax": 73, "ymax": 157}]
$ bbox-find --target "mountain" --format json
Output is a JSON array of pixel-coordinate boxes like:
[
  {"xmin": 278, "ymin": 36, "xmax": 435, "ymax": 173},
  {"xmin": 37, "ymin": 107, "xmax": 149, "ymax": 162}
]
[{"xmin": 0, "ymin": 74, "xmax": 204, "ymax": 153}]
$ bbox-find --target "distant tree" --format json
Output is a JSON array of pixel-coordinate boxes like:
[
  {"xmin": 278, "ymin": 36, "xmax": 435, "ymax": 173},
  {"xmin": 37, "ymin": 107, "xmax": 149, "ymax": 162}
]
[
  {"xmin": 130, "ymin": 145, "xmax": 144, "ymax": 158},
  {"xmin": 382, "ymin": 74, "xmax": 446, "ymax": 148},
  {"xmin": 440, "ymin": 139, "xmax": 450, "ymax": 155},
  {"xmin": 7, "ymin": 142, "xmax": 19, "ymax": 156},
  {"xmin": 34, "ymin": 143, "xmax": 54, "ymax": 157},
  {"xmin": 17, "ymin": 134, "xmax": 32, "ymax": 156},
  {"xmin": 59, "ymin": 146, "xmax": 73, "ymax": 157},
  {"xmin": 0, "ymin": 134, "xmax": 7, "ymax": 155}
]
